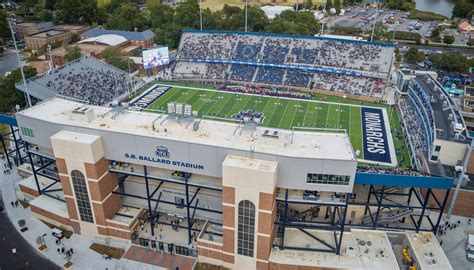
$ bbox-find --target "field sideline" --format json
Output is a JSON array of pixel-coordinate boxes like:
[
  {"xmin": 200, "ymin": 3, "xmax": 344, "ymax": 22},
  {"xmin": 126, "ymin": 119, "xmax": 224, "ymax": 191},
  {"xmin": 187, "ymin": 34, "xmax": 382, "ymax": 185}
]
[{"xmin": 142, "ymin": 83, "xmax": 408, "ymax": 167}]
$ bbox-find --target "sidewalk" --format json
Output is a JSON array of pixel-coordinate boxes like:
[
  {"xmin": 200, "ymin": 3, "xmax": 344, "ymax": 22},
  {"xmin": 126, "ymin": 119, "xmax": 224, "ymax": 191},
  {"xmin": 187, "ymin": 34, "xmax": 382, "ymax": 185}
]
[{"xmin": 0, "ymin": 159, "xmax": 165, "ymax": 270}]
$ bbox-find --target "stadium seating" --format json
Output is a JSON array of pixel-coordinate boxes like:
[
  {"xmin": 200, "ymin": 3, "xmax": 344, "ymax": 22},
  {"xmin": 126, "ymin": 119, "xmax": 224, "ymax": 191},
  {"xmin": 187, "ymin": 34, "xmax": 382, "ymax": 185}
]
[
  {"xmin": 174, "ymin": 31, "xmax": 395, "ymax": 98},
  {"xmin": 254, "ymin": 67, "xmax": 284, "ymax": 85},
  {"xmin": 23, "ymin": 57, "xmax": 143, "ymax": 106}
]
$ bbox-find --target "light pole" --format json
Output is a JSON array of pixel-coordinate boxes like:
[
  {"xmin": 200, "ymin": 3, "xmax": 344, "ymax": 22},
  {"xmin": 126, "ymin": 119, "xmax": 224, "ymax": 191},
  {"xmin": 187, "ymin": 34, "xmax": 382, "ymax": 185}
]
[
  {"xmin": 199, "ymin": 0, "xmax": 203, "ymax": 31},
  {"xmin": 245, "ymin": 0, "xmax": 248, "ymax": 32},
  {"xmin": 370, "ymin": 0, "xmax": 378, "ymax": 42},
  {"xmin": 447, "ymin": 139, "xmax": 474, "ymax": 219},
  {"xmin": 8, "ymin": 18, "xmax": 32, "ymax": 108},
  {"xmin": 320, "ymin": 1, "xmax": 327, "ymax": 35}
]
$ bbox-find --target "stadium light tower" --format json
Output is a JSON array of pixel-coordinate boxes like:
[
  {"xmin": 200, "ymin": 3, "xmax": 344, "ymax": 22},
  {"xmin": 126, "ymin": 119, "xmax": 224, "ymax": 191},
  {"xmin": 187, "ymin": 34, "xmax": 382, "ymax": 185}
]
[
  {"xmin": 245, "ymin": 0, "xmax": 248, "ymax": 32},
  {"xmin": 320, "ymin": 1, "xmax": 327, "ymax": 35},
  {"xmin": 447, "ymin": 139, "xmax": 474, "ymax": 220},
  {"xmin": 370, "ymin": 0, "xmax": 378, "ymax": 42},
  {"xmin": 199, "ymin": 0, "xmax": 203, "ymax": 30},
  {"xmin": 8, "ymin": 18, "xmax": 32, "ymax": 108}
]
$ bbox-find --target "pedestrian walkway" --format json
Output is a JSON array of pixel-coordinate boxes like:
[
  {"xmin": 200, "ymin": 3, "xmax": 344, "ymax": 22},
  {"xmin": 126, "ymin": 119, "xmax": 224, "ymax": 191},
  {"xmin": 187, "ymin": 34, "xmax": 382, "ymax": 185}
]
[
  {"xmin": 124, "ymin": 245, "xmax": 196, "ymax": 270},
  {"xmin": 0, "ymin": 158, "xmax": 165, "ymax": 270}
]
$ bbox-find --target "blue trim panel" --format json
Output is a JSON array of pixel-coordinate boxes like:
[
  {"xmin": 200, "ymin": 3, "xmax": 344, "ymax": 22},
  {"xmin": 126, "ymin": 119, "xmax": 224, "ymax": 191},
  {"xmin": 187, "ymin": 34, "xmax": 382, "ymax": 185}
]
[
  {"xmin": 355, "ymin": 173, "xmax": 453, "ymax": 190},
  {"xmin": 182, "ymin": 29, "xmax": 398, "ymax": 47},
  {"xmin": 191, "ymin": 59, "xmax": 363, "ymax": 76},
  {"xmin": 0, "ymin": 114, "xmax": 17, "ymax": 127}
]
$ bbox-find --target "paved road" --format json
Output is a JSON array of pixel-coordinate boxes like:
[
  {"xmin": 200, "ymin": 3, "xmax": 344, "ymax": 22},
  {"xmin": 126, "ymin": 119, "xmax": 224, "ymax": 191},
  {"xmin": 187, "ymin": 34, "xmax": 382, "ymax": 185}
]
[
  {"xmin": 0, "ymin": 50, "xmax": 20, "ymax": 77},
  {"xmin": 0, "ymin": 197, "xmax": 60, "ymax": 270}
]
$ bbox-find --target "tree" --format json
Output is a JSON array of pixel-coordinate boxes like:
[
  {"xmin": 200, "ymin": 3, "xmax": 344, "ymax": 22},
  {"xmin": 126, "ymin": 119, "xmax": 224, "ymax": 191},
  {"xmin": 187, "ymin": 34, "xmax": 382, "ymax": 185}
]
[
  {"xmin": 106, "ymin": 3, "xmax": 147, "ymax": 31},
  {"xmin": 149, "ymin": 4, "xmax": 174, "ymax": 29},
  {"xmin": 334, "ymin": 0, "xmax": 341, "ymax": 14},
  {"xmin": 468, "ymin": 37, "xmax": 474, "ymax": 46},
  {"xmin": 154, "ymin": 23, "xmax": 182, "ymax": 48},
  {"xmin": 430, "ymin": 52, "xmax": 471, "ymax": 73},
  {"xmin": 266, "ymin": 10, "xmax": 319, "ymax": 36},
  {"xmin": 101, "ymin": 47, "xmax": 132, "ymax": 71},
  {"xmin": 0, "ymin": 10, "xmax": 10, "ymax": 44},
  {"xmin": 175, "ymin": 0, "xmax": 200, "ymax": 29},
  {"xmin": 404, "ymin": 48, "xmax": 424, "ymax": 63},
  {"xmin": 430, "ymin": 26, "xmax": 441, "ymax": 42},
  {"xmin": 65, "ymin": 46, "xmax": 81, "ymax": 62},
  {"xmin": 443, "ymin": 35, "xmax": 455, "ymax": 45},
  {"xmin": 0, "ymin": 66, "xmax": 37, "ymax": 112},
  {"xmin": 415, "ymin": 36, "xmax": 421, "ymax": 45},
  {"xmin": 55, "ymin": 0, "xmax": 99, "ymax": 24},
  {"xmin": 452, "ymin": 2, "xmax": 474, "ymax": 19},
  {"xmin": 106, "ymin": 0, "xmax": 130, "ymax": 13},
  {"xmin": 396, "ymin": 53, "xmax": 402, "ymax": 62}
]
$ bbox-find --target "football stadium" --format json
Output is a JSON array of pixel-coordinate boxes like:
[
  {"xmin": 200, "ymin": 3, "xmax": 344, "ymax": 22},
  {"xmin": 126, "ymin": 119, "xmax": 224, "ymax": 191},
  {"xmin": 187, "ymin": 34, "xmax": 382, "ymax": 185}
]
[
  {"xmin": 129, "ymin": 83, "xmax": 400, "ymax": 166},
  {"xmin": 4, "ymin": 30, "xmax": 471, "ymax": 270}
]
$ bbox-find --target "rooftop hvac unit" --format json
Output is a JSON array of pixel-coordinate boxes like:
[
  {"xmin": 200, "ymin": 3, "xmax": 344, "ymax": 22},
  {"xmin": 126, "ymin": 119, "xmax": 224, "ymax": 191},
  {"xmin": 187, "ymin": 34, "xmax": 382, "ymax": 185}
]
[
  {"xmin": 167, "ymin": 102, "xmax": 175, "ymax": 114},
  {"xmin": 443, "ymin": 100, "xmax": 447, "ymax": 108},
  {"xmin": 175, "ymin": 103, "xmax": 184, "ymax": 115},
  {"xmin": 453, "ymin": 122, "xmax": 465, "ymax": 133},
  {"xmin": 184, "ymin": 104, "xmax": 192, "ymax": 116},
  {"xmin": 448, "ymin": 113, "xmax": 453, "ymax": 120}
]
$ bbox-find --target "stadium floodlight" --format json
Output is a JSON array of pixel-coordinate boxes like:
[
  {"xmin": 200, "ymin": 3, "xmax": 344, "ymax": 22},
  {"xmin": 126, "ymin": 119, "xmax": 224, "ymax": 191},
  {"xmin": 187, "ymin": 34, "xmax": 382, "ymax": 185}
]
[
  {"xmin": 8, "ymin": 18, "xmax": 32, "ymax": 108},
  {"xmin": 175, "ymin": 103, "xmax": 184, "ymax": 115},
  {"xmin": 167, "ymin": 102, "xmax": 175, "ymax": 114}
]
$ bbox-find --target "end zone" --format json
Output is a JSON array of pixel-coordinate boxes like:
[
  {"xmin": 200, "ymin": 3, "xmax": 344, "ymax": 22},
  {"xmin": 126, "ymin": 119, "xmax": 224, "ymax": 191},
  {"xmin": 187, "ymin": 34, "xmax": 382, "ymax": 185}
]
[{"xmin": 358, "ymin": 107, "xmax": 397, "ymax": 167}]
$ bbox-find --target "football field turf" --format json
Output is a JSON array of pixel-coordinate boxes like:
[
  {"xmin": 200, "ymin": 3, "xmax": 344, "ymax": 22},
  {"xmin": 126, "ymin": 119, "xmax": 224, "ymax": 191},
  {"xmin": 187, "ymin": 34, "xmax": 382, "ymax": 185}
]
[{"xmin": 143, "ymin": 85, "xmax": 403, "ymax": 165}]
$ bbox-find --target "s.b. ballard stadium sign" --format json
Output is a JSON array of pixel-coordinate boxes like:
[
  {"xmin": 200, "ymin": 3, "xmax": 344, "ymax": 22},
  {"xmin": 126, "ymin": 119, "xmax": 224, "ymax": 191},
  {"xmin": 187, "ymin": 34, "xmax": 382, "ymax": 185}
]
[{"xmin": 124, "ymin": 146, "xmax": 205, "ymax": 170}]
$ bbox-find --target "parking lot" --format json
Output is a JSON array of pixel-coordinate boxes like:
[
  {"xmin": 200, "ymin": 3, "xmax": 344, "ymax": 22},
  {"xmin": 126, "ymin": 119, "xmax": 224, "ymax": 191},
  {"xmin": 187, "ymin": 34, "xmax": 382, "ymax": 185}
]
[{"xmin": 328, "ymin": 7, "xmax": 441, "ymax": 39}]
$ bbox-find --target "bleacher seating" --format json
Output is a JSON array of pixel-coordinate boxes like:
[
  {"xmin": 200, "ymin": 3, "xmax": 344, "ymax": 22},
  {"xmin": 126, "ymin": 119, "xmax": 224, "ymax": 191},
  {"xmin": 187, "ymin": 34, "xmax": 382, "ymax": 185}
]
[
  {"xmin": 174, "ymin": 31, "xmax": 395, "ymax": 98},
  {"xmin": 21, "ymin": 57, "xmax": 144, "ymax": 106}
]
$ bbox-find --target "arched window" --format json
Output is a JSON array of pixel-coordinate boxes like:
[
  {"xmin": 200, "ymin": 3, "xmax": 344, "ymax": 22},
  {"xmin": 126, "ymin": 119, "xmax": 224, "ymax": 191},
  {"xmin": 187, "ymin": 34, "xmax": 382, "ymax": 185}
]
[
  {"xmin": 71, "ymin": 170, "xmax": 94, "ymax": 223},
  {"xmin": 237, "ymin": 200, "xmax": 255, "ymax": 257}
]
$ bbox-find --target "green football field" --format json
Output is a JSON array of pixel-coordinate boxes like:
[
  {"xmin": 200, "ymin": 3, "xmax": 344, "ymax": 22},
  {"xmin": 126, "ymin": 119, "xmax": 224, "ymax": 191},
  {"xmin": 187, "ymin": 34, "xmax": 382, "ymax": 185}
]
[{"xmin": 140, "ymin": 83, "xmax": 411, "ymax": 167}]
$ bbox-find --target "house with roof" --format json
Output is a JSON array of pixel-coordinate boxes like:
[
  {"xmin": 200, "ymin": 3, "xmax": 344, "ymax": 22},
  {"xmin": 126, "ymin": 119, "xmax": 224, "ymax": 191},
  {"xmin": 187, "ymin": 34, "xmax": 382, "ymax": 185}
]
[
  {"xmin": 80, "ymin": 28, "xmax": 156, "ymax": 49},
  {"xmin": 458, "ymin": 21, "xmax": 474, "ymax": 36}
]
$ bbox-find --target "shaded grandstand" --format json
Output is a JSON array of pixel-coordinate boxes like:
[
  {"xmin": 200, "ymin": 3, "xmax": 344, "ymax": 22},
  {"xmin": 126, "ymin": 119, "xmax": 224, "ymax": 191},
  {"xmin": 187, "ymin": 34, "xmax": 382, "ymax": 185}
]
[
  {"xmin": 15, "ymin": 56, "xmax": 145, "ymax": 106},
  {"xmin": 173, "ymin": 30, "xmax": 395, "ymax": 98}
]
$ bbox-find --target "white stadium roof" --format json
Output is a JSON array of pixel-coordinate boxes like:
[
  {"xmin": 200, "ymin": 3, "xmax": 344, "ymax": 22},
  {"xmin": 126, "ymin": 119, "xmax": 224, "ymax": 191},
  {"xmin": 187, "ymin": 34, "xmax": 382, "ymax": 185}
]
[
  {"xmin": 17, "ymin": 98, "xmax": 356, "ymax": 161},
  {"xmin": 78, "ymin": 34, "xmax": 128, "ymax": 46}
]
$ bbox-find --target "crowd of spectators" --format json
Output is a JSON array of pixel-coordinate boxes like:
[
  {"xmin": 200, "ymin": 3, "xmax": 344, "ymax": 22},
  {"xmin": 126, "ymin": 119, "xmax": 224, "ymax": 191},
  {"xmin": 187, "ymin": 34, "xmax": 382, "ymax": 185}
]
[
  {"xmin": 216, "ymin": 84, "xmax": 312, "ymax": 100},
  {"xmin": 356, "ymin": 166, "xmax": 427, "ymax": 176},
  {"xmin": 284, "ymin": 70, "xmax": 313, "ymax": 87},
  {"xmin": 24, "ymin": 57, "xmax": 143, "ymax": 106},
  {"xmin": 230, "ymin": 65, "xmax": 257, "ymax": 81},
  {"xmin": 399, "ymin": 99, "xmax": 429, "ymax": 153},
  {"xmin": 174, "ymin": 31, "xmax": 394, "ymax": 98},
  {"xmin": 177, "ymin": 31, "xmax": 394, "ymax": 73},
  {"xmin": 254, "ymin": 67, "xmax": 285, "ymax": 85}
]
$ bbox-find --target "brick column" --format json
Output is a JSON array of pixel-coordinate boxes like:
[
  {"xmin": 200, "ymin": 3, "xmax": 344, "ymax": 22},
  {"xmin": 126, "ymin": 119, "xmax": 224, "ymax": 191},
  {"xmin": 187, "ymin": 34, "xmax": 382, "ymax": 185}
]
[
  {"xmin": 256, "ymin": 189, "xmax": 277, "ymax": 270},
  {"xmin": 84, "ymin": 157, "xmax": 122, "ymax": 236},
  {"xmin": 222, "ymin": 186, "xmax": 236, "ymax": 264},
  {"xmin": 56, "ymin": 157, "xmax": 81, "ymax": 231}
]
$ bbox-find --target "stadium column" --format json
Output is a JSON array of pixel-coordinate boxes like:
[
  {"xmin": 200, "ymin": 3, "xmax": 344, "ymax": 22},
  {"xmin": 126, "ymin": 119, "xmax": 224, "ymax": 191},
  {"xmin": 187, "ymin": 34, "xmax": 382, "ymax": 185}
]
[
  {"xmin": 220, "ymin": 155, "xmax": 277, "ymax": 270},
  {"xmin": 51, "ymin": 130, "xmax": 121, "ymax": 238}
]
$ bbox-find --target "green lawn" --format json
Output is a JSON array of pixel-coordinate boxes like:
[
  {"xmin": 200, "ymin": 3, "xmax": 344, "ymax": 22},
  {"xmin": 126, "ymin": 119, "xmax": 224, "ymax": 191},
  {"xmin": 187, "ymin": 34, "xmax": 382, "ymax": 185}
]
[{"xmin": 143, "ymin": 84, "xmax": 411, "ymax": 168}]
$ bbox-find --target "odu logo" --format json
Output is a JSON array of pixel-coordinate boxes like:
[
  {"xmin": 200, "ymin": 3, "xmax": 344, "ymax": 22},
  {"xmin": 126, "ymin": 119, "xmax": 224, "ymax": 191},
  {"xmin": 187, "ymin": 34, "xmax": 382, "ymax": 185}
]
[{"xmin": 155, "ymin": 146, "xmax": 170, "ymax": 158}]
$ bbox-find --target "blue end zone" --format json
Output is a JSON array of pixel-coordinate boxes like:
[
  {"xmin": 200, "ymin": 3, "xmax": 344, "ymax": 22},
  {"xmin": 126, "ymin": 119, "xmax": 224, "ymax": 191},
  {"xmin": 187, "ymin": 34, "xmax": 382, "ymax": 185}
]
[
  {"xmin": 128, "ymin": 85, "xmax": 171, "ymax": 111},
  {"xmin": 361, "ymin": 107, "xmax": 391, "ymax": 164},
  {"xmin": 355, "ymin": 173, "xmax": 453, "ymax": 190}
]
